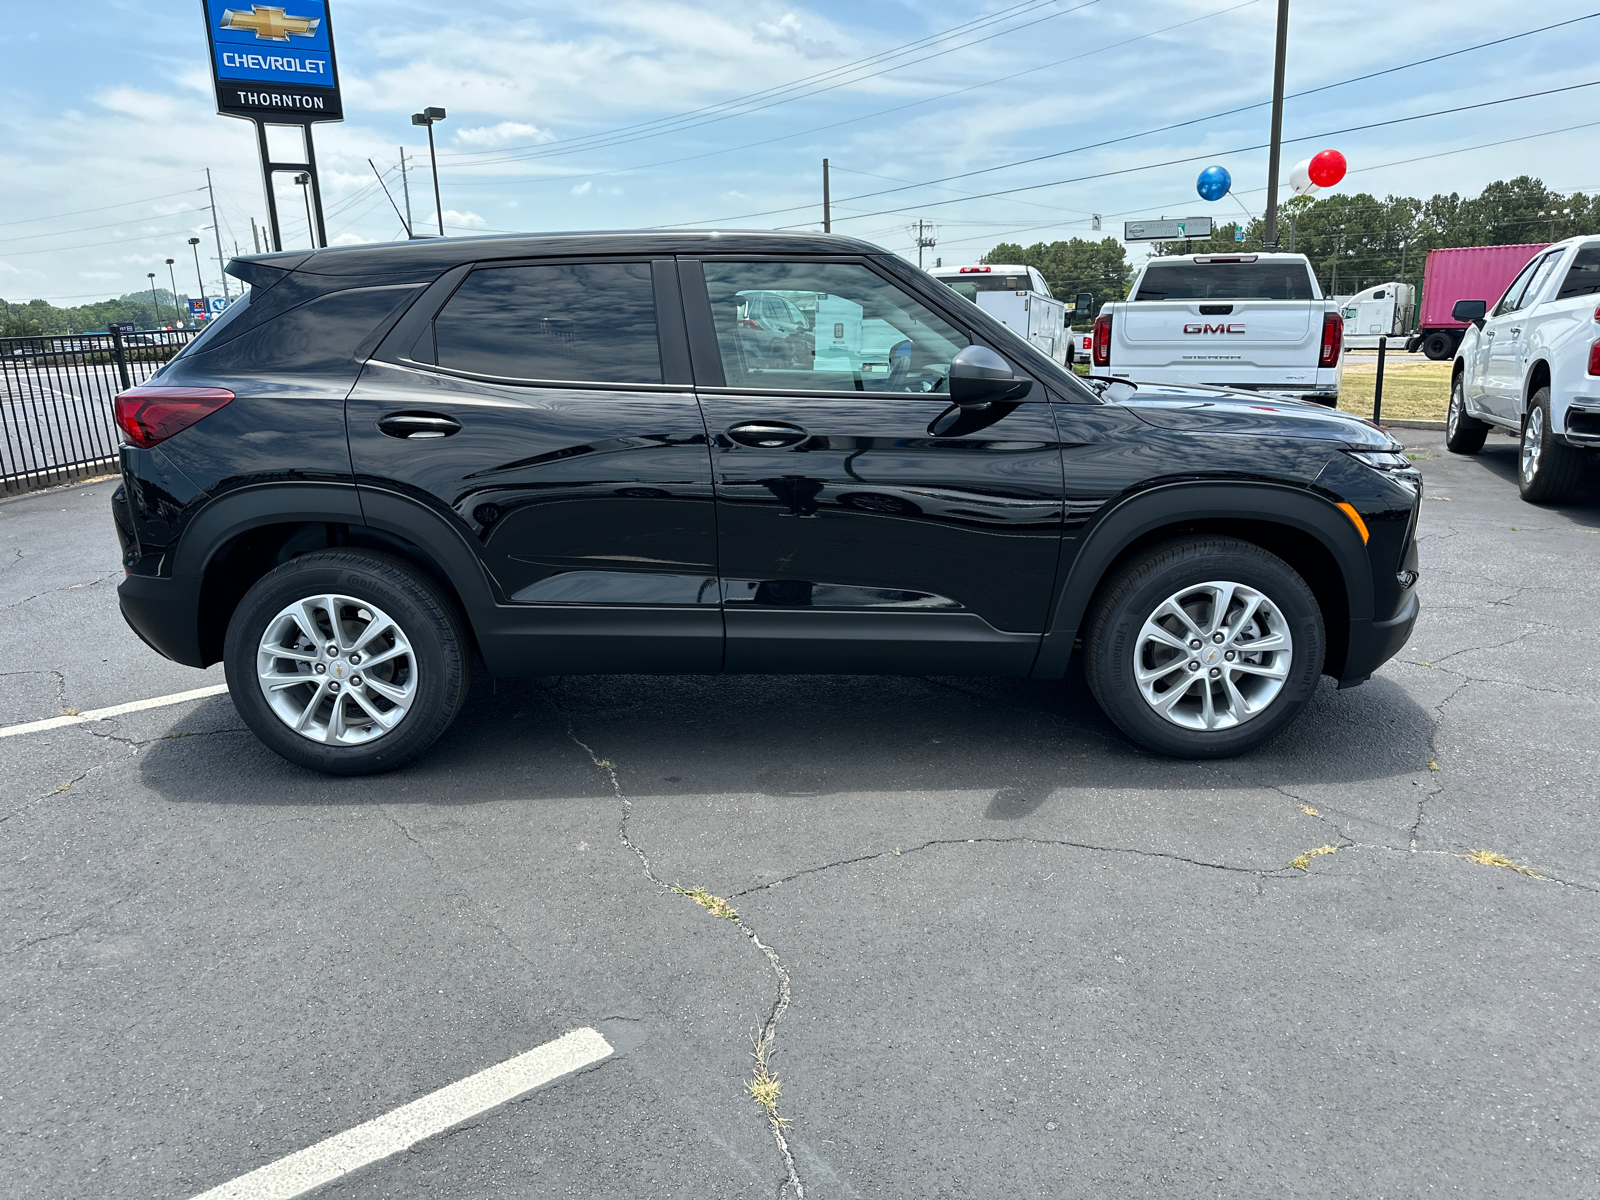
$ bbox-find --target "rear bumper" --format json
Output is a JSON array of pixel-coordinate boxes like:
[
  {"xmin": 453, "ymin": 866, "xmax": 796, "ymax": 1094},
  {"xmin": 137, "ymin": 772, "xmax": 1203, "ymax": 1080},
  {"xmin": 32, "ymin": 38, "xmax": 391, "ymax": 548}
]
[
  {"xmin": 1338, "ymin": 587, "xmax": 1419, "ymax": 688},
  {"xmin": 118, "ymin": 571, "xmax": 206, "ymax": 667}
]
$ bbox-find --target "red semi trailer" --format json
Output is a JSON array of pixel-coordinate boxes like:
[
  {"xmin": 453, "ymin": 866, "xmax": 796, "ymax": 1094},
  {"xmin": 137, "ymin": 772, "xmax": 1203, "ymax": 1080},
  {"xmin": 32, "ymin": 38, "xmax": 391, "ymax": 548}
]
[{"xmin": 1407, "ymin": 242, "xmax": 1547, "ymax": 360}]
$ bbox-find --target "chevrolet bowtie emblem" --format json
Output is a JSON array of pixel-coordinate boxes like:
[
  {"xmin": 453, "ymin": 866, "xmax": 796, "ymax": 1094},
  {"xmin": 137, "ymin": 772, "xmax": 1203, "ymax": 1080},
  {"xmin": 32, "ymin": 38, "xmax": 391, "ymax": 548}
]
[{"xmin": 220, "ymin": 5, "xmax": 321, "ymax": 42}]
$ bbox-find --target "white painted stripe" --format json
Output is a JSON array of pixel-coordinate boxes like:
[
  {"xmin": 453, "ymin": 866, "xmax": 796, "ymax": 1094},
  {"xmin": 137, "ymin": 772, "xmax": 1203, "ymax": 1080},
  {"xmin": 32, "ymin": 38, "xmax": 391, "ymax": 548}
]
[
  {"xmin": 190, "ymin": 1028, "xmax": 613, "ymax": 1200},
  {"xmin": 0, "ymin": 683, "xmax": 230, "ymax": 739}
]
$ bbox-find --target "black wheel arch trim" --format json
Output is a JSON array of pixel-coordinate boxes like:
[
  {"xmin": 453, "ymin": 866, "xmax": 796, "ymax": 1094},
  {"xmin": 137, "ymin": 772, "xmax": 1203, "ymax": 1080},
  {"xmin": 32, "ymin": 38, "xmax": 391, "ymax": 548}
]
[{"xmin": 1032, "ymin": 480, "xmax": 1373, "ymax": 678}]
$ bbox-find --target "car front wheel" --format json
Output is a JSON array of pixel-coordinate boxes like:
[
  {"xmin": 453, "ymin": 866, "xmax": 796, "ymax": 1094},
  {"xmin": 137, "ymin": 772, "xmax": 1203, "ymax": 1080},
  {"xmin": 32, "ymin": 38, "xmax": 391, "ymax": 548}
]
[
  {"xmin": 1084, "ymin": 537, "xmax": 1325, "ymax": 758},
  {"xmin": 223, "ymin": 550, "xmax": 470, "ymax": 775}
]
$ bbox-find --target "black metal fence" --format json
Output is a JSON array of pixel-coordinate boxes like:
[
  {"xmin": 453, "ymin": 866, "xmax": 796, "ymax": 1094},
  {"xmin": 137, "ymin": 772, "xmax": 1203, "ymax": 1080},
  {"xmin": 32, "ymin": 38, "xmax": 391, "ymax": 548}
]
[{"xmin": 0, "ymin": 329, "xmax": 198, "ymax": 496}]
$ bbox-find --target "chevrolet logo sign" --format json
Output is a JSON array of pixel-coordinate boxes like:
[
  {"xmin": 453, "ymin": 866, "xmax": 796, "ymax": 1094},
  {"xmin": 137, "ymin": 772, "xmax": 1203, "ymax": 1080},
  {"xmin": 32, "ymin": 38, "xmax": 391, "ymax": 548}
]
[{"xmin": 220, "ymin": 5, "xmax": 321, "ymax": 42}]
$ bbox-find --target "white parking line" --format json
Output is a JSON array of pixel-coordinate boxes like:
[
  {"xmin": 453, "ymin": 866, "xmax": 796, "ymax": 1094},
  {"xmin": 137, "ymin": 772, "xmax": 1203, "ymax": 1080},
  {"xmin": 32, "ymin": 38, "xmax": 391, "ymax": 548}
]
[
  {"xmin": 0, "ymin": 683, "xmax": 230, "ymax": 739},
  {"xmin": 190, "ymin": 1028, "xmax": 614, "ymax": 1200}
]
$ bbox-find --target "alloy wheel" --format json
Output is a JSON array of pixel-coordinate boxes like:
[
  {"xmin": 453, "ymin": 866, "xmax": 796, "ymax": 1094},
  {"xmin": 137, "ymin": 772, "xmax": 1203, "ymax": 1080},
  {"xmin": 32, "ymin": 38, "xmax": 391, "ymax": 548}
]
[
  {"xmin": 256, "ymin": 594, "xmax": 418, "ymax": 745},
  {"xmin": 1521, "ymin": 405, "xmax": 1544, "ymax": 484},
  {"xmin": 1133, "ymin": 580, "xmax": 1293, "ymax": 731}
]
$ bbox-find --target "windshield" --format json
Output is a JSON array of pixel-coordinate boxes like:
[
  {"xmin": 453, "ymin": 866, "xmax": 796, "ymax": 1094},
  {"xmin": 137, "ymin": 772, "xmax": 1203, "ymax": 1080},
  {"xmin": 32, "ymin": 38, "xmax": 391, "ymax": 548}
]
[{"xmin": 1135, "ymin": 262, "xmax": 1317, "ymax": 301}]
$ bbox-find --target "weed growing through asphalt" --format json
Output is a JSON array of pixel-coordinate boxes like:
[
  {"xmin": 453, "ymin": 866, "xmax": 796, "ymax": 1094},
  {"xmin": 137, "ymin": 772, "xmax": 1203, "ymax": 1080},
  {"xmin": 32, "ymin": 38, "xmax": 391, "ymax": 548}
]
[
  {"xmin": 1466, "ymin": 849, "xmax": 1547, "ymax": 879},
  {"xmin": 748, "ymin": 1034, "xmax": 790, "ymax": 1126},
  {"xmin": 1290, "ymin": 845, "xmax": 1339, "ymax": 871},
  {"xmin": 671, "ymin": 884, "xmax": 739, "ymax": 921}
]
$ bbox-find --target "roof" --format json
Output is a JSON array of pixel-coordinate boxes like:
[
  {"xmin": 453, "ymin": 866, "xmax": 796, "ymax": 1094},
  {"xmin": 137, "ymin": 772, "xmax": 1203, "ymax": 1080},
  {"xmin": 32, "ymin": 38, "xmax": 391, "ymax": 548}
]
[{"xmin": 231, "ymin": 229, "xmax": 892, "ymax": 278}]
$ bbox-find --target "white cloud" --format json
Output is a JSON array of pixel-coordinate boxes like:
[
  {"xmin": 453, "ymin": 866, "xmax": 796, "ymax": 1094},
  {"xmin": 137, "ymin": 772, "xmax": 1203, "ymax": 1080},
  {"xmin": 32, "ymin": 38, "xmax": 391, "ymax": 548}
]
[
  {"xmin": 442, "ymin": 209, "xmax": 487, "ymax": 230},
  {"xmin": 755, "ymin": 13, "xmax": 837, "ymax": 59},
  {"xmin": 571, "ymin": 181, "xmax": 593, "ymax": 196},
  {"xmin": 455, "ymin": 121, "xmax": 555, "ymax": 148}
]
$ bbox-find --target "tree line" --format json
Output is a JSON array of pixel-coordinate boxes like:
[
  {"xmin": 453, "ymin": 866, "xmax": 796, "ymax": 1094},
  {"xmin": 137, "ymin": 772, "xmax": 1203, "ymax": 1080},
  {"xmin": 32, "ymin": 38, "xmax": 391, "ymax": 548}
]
[
  {"xmin": 1, "ymin": 289, "xmax": 199, "ymax": 338},
  {"xmin": 981, "ymin": 175, "xmax": 1600, "ymax": 305}
]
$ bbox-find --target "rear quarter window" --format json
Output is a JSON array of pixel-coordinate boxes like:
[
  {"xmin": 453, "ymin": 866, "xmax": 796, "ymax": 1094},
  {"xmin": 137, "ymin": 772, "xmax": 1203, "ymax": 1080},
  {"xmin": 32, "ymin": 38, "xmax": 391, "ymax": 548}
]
[
  {"xmin": 1556, "ymin": 246, "xmax": 1600, "ymax": 299},
  {"xmin": 1135, "ymin": 262, "xmax": 1317, "ymax": 301}
]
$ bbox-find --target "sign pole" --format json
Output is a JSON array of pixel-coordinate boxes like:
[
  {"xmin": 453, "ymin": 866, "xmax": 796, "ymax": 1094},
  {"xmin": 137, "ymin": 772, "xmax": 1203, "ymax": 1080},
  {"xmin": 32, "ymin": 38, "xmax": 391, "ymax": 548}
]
[
  {"xmin": 304, "ymin": 124, "xmax": 328, "ymax": 247},
  {"xmin": 255, "ymin": 120, "xmax": 285, "ymax": 251}
]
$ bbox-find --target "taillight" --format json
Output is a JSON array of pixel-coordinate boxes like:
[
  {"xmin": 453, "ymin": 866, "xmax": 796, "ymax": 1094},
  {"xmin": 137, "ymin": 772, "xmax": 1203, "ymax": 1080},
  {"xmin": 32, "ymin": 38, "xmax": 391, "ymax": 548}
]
[
  {"xmin": 1589, "ymin": 339, "xmax": 1600, "ymax": 376},
  {"xmin": 1592, "ymin": 303, "xmax": 1600, "ymax": 323},
  {"xmin": 1092, "ymin": 314, "xmax": 1111, "ymax": 367},
  {"xmin": 114, "ymin": 386, "xmax": 234, "ymax": 449},
  {"xmin": 1319, "ymin": 312, "xmax": 1343, "ymax": 368}
]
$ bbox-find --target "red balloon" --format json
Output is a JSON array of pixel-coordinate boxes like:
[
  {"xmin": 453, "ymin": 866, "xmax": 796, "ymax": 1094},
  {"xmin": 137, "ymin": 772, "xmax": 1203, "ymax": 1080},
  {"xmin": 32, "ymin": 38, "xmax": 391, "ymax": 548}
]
[{"xmin": 1308, "ymin": 149, "xmax": 1347, "ymax": 189}]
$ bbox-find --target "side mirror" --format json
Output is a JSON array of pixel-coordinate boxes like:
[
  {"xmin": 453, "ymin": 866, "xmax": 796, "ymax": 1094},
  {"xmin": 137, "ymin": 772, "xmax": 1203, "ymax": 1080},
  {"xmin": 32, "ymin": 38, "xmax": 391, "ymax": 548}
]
[
  {"xmin": 1452, "ymin": 299, "xmax": 1487, "ymax": 326},
  {"xmin": 948, "ymin": 345, "xmax": 1033, "ymax": 407}
]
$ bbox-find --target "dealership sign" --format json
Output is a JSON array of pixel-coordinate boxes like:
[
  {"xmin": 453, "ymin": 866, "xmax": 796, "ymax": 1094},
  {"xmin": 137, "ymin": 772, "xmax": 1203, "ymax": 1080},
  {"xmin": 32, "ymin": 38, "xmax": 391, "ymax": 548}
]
[{"xmin": 203, "ymin": 2, "xmax": 343, "ymax": 121}]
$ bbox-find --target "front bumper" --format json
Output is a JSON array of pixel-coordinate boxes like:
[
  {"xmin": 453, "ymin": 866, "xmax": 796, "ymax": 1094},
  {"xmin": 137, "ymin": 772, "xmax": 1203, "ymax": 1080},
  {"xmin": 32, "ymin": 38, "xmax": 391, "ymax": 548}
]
[
  {"xmin": 118, "ymin": 571, "xmax": 206, "ymax": 667},
  {"xmin": 1338, "ymin": 586, "xmax": 1419, "ymax": 688}
]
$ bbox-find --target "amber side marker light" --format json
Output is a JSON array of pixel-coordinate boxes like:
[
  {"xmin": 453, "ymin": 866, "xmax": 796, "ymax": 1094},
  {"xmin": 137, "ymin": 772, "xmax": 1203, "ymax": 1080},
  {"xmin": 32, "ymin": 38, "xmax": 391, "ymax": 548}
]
[{"xmin": 1335, "ymin": 501, "xmax": 1370, "ymax": 543}]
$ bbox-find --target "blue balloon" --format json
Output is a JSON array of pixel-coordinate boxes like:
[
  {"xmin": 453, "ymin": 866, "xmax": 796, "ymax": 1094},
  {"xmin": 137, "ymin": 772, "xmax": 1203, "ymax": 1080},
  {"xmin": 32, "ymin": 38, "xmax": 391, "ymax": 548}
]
[{"xmin": 1197, "ymin": 165, "xmax": 1232, "ymax": 202}]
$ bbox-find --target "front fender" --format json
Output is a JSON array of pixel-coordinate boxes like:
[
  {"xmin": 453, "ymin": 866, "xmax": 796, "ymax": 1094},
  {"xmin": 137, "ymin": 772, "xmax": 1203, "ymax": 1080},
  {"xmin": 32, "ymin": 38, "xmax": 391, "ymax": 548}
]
[{"xmin": 1030, "ymin": 481, "xmax": 1373, "ymax": 680}]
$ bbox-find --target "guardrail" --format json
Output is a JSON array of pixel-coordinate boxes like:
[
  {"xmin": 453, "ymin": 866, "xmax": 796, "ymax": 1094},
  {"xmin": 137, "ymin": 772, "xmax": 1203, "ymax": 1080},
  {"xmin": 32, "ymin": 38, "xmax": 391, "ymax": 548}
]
[{"xmin": 0, "ymin": 329, "xmax": 198, "ymax": 496}]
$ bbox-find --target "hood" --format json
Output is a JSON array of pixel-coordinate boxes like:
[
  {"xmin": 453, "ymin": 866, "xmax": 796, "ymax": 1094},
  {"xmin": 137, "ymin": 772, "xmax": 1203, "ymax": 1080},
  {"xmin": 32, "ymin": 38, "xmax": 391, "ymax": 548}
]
[{"xmin": 1103, "ymin": 381, "xmax": 1399, "ymax": 448}]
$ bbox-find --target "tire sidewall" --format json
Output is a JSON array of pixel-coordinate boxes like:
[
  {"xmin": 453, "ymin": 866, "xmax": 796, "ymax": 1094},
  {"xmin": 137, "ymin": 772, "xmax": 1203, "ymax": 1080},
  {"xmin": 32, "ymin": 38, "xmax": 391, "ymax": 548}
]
[
  {"xmin": 223, "ymin": 554, "xmax": 465, "ymax": 774},
  {"xmin": 1088, "ymin": 543, "xmax": 1325, "ymax": 758}
]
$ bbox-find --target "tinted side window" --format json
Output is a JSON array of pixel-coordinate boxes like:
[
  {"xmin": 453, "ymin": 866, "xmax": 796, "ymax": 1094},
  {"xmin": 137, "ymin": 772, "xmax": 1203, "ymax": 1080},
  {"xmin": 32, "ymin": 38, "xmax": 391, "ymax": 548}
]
[
  {"xmin": 433, "ymin": 262, "xmax": 661, "ymax": 383},
  {"xmin": 1557, "ymin": 246, "xmax": 1600, "ymax": 299},
  {"xmin": 704, "ymin": 261, "xmax": 969, "ymax": 393}
]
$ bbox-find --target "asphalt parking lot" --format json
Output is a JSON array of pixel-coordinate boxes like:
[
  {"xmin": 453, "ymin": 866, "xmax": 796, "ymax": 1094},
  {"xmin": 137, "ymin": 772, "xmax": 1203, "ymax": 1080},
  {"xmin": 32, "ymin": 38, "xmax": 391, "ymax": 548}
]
[{"xmin": 3, "ymin": 429, "xmax": 1598, "ymax": 1199}]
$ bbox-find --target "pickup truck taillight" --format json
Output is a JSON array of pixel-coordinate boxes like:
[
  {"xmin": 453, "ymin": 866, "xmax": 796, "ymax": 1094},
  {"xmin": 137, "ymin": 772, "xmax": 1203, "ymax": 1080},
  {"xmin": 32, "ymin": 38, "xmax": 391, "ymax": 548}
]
[
  {"xmin": 1588, "ymin": 339, "xmax": 1600, "ymax": 376},
  {"xmin": 1318, "ymin": 312, "xmax": 1343, "ymax": 369},
  {"xmin": 1092, "ymin": 314, "xmax": 1111, "ymax": 367},
  {"xmin": 114, "ymin": 386, "xmax": 234, "ymax": 449}
]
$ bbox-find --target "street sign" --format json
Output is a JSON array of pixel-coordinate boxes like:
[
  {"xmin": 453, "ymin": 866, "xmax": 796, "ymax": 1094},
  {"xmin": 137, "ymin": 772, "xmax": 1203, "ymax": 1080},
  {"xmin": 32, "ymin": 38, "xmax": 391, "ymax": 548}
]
[
  {"xmin": 1123, "ymin": 217, "xmax": 1214, "ymax": 242},
  {"xmin": 208, "ymin": 297, "xmax": 232, "ymax": 315},
  {"xmin": 108, "ymin": 322, "xmax": 136, "ymax": 335},
  {"xmin": 203, "ymin": 1, "xmax": 343, "ymax": 121}
]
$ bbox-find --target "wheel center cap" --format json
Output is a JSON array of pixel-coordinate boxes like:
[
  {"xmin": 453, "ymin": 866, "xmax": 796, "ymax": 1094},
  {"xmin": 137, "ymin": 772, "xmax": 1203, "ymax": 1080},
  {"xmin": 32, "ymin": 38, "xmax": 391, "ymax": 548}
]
[
  {"xmin": 1204, "ymin": 647, "xmax": 1220, "ymax": 664},
  {"xmin": 332, "ymin": 662, "xmax": 346, "ymax": 678}
]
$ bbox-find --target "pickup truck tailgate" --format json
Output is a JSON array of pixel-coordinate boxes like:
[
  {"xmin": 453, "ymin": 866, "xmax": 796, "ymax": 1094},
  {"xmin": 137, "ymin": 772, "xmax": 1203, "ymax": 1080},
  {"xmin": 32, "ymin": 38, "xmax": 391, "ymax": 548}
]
[{"xmin": 1119, "ymin": 301, "xmax": 1316, "ymax": 368}]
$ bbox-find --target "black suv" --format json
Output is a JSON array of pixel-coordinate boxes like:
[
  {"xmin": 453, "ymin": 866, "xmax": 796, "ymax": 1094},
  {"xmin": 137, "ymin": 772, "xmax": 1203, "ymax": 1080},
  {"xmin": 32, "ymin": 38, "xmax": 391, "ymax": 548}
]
[{"xmin": 111, "ymin": 232, "xmax": 1421, "ymax": 774}]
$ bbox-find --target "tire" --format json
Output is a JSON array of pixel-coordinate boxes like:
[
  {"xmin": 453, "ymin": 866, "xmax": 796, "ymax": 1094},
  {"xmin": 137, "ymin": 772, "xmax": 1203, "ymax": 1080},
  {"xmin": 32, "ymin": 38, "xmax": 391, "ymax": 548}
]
[
  {"xmin": 223, "ymin": 550, "xmax": 471, "ymax": 775},
  {"xmin": 1518, "ymin": 387, "xmax": 1585, "ymax": 504},
  {"xmin": 1421, "ymin": 331, "xmax": 1455, "ymax": 361},
  {"xmin": 1445, "ymin": 369, "xmax": 1488, "ymax": 455},
  {"xmin": 1084, "ymin": 537, "xmax": 1325, "ymax": 759}
]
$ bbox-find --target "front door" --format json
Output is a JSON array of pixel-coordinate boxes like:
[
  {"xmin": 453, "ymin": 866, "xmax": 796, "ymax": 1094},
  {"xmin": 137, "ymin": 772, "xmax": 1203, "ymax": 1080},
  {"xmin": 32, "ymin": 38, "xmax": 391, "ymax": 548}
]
[
  {"xmin": 1478, "ymin": 251, "xmax": 1556, "ymax": 422},
  {"xmin": 348, "ymin": 258, "xmax": 721, "ymax": 674},
  {"xmin": 684, "ymin": 257, "xmax": 1065, "ymax": 676}
]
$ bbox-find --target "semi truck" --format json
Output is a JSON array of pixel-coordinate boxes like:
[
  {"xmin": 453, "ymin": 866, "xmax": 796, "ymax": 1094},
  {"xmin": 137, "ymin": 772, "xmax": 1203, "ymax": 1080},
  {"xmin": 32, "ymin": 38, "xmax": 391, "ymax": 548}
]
[
  {"xmin": 927, "ymin": 264, "xmax": 1089, "ymax": 366},
  {"xmin": 1338, "ymin": 281, "xmax": 1416, "ymax": 348},
  {"xmin": 1406, "ymin": 243, "xmax": 1547, "ymax": 360}
]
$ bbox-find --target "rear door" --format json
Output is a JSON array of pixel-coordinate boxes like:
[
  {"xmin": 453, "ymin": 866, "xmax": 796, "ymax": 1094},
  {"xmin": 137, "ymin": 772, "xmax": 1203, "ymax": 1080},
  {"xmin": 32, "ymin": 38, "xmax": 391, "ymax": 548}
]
[
  {"xmin": 683, "ymin": 256, "xmax": 1065, "ymax": 676},
  {"xmin": 349, "ymin": 257, "xmax": 721, "ymax": 674}
]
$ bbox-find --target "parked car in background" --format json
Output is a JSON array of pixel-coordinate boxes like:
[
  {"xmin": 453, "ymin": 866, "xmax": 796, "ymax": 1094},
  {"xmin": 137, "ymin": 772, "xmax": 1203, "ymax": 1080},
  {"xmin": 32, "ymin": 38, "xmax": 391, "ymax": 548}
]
[
  {"xmin": 1408, "ymin": 242, "xmax": 1548, "ymax": 361},
  {"xmin": 111, "ymin": 230, "xmax": 1420, "ymax": 774},
  {"xmin": 1092, "ymin": 253, "xmax": 1343, "ymax": 405},
  {"xmin": 1445, "ymin": 235, "xmax": 1600, "ymax": 502},
  {"xmin": 1338, "ymin": 281, "xmax": 1415, "ymax": 348},
  {"xmin": 927, "ymin": 263, "xmax": 1086, "ymax": 366}
]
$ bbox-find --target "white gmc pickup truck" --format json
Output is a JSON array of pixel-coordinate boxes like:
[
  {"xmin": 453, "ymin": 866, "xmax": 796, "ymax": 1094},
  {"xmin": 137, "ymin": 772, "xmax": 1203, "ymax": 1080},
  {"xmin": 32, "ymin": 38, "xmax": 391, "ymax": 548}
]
[{"xmin": 1091, "ymin": 253, "xmax": 1344, "ymax": 405}]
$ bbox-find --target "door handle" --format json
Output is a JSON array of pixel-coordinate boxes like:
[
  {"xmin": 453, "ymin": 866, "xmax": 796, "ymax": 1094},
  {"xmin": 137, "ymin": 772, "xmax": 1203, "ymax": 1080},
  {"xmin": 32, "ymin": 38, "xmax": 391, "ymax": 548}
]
[
  {"xmin": 377, "ymin": 411, "xmax": 461, "ymax": 439},
  {"xmin": 1509, "ymin": 327, "xmax": 1521, "ymax": 336},
  {"xmin": 727, "ymin": 421, "xmax": 808, "ymax": 448}
]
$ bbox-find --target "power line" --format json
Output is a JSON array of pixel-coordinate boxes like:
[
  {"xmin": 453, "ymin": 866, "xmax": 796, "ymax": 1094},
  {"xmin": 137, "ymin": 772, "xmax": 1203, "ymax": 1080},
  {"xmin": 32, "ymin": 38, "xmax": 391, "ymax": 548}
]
[
  {"xmin": 670, "ymin": 12, "xmax": 1600, "ymax": 228},
  {"xmin": 0, "ymin": 205, "xmax": 211, "ymax": 247},
  {"xmin": 0, "ymin": 184, "xmax": 205, "ymax": 229},
  {"xmin": 435, "ymin": 0, "xmax": 1094, "ymax": 166}
]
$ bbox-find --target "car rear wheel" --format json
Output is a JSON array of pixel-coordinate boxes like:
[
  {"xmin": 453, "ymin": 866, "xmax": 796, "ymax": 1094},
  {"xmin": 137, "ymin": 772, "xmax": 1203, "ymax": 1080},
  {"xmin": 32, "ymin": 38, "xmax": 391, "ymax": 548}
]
[
  {"xmin": 1084, "ymin": 537, "xmax": 1325, "ymax": 758},
  {"xmin": 1518, "ymin": 387, "xmax": 1585, "ymax": 504},
  {"xmin": 1445, "ymin": 370, "xmax": 1488, "ymax": 455},
  {"xmin": 223, "ymin": 550, "xmax": 470, "ymax": 775}
]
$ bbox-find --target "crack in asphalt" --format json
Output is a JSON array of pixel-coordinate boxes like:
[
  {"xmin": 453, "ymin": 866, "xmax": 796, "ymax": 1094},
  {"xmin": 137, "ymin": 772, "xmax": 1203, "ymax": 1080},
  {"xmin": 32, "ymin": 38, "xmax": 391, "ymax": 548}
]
[
  {"xmin": 0, "ymin": 569, "xmax": 121, "ymax": 613},
  {"xmin": 550, "ymin": 693, "xmax": 805, "ymax": 1200},
  {"xmin": 0, "ymin": 667, "xmax": 68, "ymax": 708}
]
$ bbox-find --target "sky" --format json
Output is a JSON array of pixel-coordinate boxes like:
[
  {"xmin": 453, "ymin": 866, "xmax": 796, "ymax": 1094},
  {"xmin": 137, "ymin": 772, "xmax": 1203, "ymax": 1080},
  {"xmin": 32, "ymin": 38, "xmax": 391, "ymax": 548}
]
[{"xmin": 3, "ymin": 0, "xmax": 1599, "ymax": 304}]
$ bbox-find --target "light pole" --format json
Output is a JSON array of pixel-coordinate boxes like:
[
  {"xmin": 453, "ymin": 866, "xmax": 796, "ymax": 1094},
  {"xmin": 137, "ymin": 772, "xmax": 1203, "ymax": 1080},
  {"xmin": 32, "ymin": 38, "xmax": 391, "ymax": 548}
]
[
  {"xmin": 147, "ymin": 273, "xmax": 159, "ymax": 328},
  {"xmin": 294, "ymin": 172, "xmax": 316, "ymax": 246},
  {"xmin": 165, "ymin": 258, "xmax": 181, "ymax": 327},
  {"xmin": 411, "ymin": 107, "xmax": 447, "ymax": 236},
  {"xmin": 188, "ymin": 237, "xmax": 207, "ymax": 323}
]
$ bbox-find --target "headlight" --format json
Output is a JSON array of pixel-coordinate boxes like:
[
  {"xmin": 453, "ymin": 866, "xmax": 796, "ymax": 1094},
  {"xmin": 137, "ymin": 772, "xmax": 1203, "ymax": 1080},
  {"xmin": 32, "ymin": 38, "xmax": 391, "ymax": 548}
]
[{"xmin": 1344, "ymin": 449, "xmax": 1412, "ymax": 471}]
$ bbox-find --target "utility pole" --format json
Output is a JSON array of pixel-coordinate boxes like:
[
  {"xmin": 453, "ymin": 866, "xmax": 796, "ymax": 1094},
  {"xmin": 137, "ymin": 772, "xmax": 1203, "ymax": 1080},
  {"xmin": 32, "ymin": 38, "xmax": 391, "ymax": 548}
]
[
  {"xmin": 1330, "ymin": 225, "xmax": 1346, "ymax": 294},
  {"xmin": 910, "ymin": 219, "xmax": 937, "ymax": 269},
  {"xmin": 822, "ymin": 158, "xmax": 831, "ymax": 233},
  {"xmin": 251, "ymin": 217, "xmax": 262, "ymax": 254},
  {"xmin": 400, "ymin": 148, "xmax": 413, "ymax": 237},
  {"xmin": 1261, "ymin": 0, "xmax": 1290, "ymax": 250},
  {"xmin": 206, "ymin": 168, "xmax": 231, "ymax": 301}
]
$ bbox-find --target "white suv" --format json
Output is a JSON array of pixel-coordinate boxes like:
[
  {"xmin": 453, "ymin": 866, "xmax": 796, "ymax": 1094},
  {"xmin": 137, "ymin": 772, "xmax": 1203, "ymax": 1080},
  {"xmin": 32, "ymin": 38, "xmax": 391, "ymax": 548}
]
[{"xmin": 1446, "ymin": 236, "xmax": 1600, "ymax": 502}]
